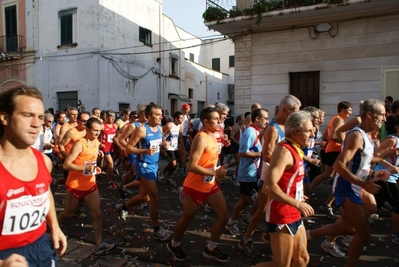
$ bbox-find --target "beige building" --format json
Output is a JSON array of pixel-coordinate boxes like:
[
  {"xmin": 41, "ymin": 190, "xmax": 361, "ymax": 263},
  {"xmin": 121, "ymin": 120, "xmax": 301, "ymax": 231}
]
[{"xmin": 206, "ymin": 0, "xmax": 399, "ymax": 118}]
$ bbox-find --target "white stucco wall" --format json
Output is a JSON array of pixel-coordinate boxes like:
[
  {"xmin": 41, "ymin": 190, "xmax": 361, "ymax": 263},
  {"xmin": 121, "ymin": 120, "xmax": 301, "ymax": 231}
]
[
  {"xmin": 30, "ymin": 0, "xmax": 234, "ymax": 113},
  {"xmin": 233, "ymin": 13, "xmax": 399, "ymax": 120}
]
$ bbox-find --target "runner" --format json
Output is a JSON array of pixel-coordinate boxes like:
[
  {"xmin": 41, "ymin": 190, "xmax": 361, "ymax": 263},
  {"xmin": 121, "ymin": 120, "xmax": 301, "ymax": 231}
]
[
  {"xmin": 167, "ymin": 107, "xmax": 230, "ymax": 262},
  {"xmin": 57, "ymin": 117, "xmax": 115, "ymax": 254},
  {"xmin": 0, "ymin": 85, "xmax": 66, "ymax": 266},
  {"xmin": 158, "ymin": 111, "xmax": 184, "ymax": 185},
  {"xmin": 255, "ymin": 111, "xmax": 315, "ymax": 267}
]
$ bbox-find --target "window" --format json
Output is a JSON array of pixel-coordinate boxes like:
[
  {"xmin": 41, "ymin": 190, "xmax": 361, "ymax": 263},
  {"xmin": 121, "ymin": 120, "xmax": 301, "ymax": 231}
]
[
  {"xmin": 139, "ymin": 27, "xmax": 152, "ymax": 46},
  {"xmin": 5, "ymin": 5, "xmax": 18, "ymax": 52},
  {"xmin": 188, "ymin": 88, "xmax": 193, "ymax": 99},
  {"xmin": 229, "ymin": 55, "xmax": 235, "ymax": 68},
  {"xmin": 119, "ymin": 103, "xmax": 130, "ymax": 114},
  {"xmin": 170, "ymin": 53, "xmax": 179, "ymax": 77},
  {"xmin": 212, "ymin": 58, "xmax": 220, "ymax": 72},
  {"xmin": 289, "ymin": 71, "xmax": 320, "ymax": 108},
  {"xmin": 59, "ymin": 8, "xmax": 77, "ymax": 47},
  {"xmin": 189, "ymin": 53, "xmax": 194, "ymax": 62},
  {"xmin": 57, "ymin": 91, "xmax": 78, "ymax": 111}
]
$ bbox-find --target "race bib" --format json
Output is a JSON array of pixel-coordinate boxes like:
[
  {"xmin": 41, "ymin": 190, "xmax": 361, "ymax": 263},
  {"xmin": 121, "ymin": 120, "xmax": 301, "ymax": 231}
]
[
  {"xmin": 295, "ymin": 181, "xmax": 304, "ymax": 201},
  {"xmin": 83, "ymin": 161, "xmax": 97, "ymax": 176},
  {"xmin": 203, "ymin": 167, "xmax": 216, "ymax": 183},
  {"xmin": 149, "ymin": 139, "xmax": 162, "ymax": 153},
  {"xmin": 107, "ymin": 134, "xmax": 115, "ymax": 143},
  {"xmin": 2, "ymin": 192, "xmax": 49, "ymax": 235},
  {"xmin": 357, "ymin": 168, "xmax": 370, "ymax": 181}
]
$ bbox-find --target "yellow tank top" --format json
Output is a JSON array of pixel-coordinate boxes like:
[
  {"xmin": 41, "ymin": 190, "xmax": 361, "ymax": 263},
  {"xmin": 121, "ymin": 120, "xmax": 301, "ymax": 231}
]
[{"xmin": 183, "ymin": 132, "xmax": 219, "ymax": 193}]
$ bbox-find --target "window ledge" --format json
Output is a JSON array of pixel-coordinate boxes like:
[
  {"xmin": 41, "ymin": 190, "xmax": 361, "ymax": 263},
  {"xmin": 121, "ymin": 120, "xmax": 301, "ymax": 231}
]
[
  {"xmin": 57, "ymin": 43, "xmax": 78, "ymax": 50},
  {"xmin": 141, "ymin": 42, "xmax": 153, "ymax": 48},
  {"xmin": 169, "ymin": 75, "xmax": 179, "ymax": 79}
]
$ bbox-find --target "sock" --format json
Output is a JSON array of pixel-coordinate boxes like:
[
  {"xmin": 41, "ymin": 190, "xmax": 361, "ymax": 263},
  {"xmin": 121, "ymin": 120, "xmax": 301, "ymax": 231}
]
[
  {"xmin": 207, "ymin": 241, "xmax": 218, "ymax": 251},
  {"xmin": 154, "ymin": 226, "xmax": 160, "ymax": 233},
  {"xmin": 122, "ymin": 204, "xmax": 129, "ymax": 211},
  {"xmin": 171, "ymin": 239, "xmax": 180, "ymax": 247}
]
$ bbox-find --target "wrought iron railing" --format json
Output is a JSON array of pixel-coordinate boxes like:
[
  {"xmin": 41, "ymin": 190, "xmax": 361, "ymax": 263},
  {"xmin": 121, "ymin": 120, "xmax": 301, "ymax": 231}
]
[{"xmin": 0, "ymin": 35, "xmax": 25, "ymax": 53}]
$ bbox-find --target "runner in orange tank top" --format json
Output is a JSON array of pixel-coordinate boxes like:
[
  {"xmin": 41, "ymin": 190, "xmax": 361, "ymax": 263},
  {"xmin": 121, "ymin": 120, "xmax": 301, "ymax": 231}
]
[
  {"xmin": 57, "ymin": 117, "xmax": 115, "ymax": 254},
  {"xmin": 167, "ymin": 107, "xmax": 230, "ymax": 263}
]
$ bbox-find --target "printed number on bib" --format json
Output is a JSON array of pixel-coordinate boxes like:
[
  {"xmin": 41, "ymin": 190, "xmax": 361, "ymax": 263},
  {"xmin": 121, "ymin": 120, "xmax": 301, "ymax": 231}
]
[
  {"xmin": 203, "ymin": 167, "xmax": 216, "ymax": 183},
  {"xmin": 107, "ymin": 134, "xmax": 115, "ymax": 143},
  {"xmin": 295, "ymin": 181, "xmax": 304, "ymax": 201},
  {"xmin": 149, "ymin": 139, "xmax": 162, "ymax": 153},
  {"xmin": 2, "ymin": 193, "xmax": 50, "ymax": 235}
]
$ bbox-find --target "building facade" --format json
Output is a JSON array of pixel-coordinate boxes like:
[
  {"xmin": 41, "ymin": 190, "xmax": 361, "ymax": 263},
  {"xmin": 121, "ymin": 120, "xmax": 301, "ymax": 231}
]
[
  {"xmin": 1, "ymin": 0, "xmax": 234, "ymax": 115},
  {"xmin": 206, "ymin": 0, "xmax": 399, "ymax": 118}
]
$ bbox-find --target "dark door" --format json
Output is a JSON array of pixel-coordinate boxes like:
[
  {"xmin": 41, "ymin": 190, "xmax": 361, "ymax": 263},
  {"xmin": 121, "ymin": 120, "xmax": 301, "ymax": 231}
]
[
  {"xmin": 5, "ymin": 5, "xmax": 18, "ymax": 52},
  {"xmin": 290, "ymin": 71, "xmax": 320, "ymax": 108}
]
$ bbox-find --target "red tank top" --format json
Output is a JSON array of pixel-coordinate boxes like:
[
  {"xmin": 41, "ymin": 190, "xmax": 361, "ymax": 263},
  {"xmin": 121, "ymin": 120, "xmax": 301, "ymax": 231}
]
[
  {"xmin": 265, "ymin": 142, "xmax": 305, "ymax": 224},
  {"xmin": 101, "ymin": 122, "xmax": 117, "ymax": 153},
  {"xmin": 183, "ymin": 132, "xmax": 219, "ymax": 193},
  {"xmin": 0, "ymin": 148, "xmax": 51, "ymax": 250}
]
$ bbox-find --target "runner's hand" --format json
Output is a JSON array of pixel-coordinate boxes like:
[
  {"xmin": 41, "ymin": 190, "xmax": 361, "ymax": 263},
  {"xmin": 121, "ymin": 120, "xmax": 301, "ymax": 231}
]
[
  {"xmin": 215, "ymin": 164, "xmax": 228, "ymax": 179},
  {"xmin": 296, "ymin": 201, "xmax": 314, "ymax": 217},
  {"xmin": 51, "ymin": 226, "xmax": 67, "ymax": 255},
  {"xmin": 0, "ymin": 254, "xmax": 28, "ymax": 267},
  {"xmin": 373, "ymin": 169, "xmax": 389, "ymax": 182}
]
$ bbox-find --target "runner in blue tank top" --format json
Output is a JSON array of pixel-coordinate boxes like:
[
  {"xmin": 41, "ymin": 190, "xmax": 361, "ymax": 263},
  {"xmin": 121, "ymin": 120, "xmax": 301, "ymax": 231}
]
[{"xmin": 115, "ymin": 104, "xmax": 171, "ymax": 242}]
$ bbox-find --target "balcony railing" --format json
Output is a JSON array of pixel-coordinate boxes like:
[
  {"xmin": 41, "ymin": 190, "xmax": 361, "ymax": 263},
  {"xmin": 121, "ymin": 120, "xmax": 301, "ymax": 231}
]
[{"xmin": 0, "ymin": 35, "xmax": 25, "ymax": 53}]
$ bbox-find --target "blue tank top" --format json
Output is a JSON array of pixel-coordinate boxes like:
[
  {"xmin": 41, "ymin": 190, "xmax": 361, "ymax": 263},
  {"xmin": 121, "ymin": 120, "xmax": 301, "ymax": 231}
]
[
  {"xmin": 375, "ymin": 134, "xmax": 399, "ymax": 183},
  {"xmin": 138, "ymin": 123, "xmax": 162, "ymax": 164}
]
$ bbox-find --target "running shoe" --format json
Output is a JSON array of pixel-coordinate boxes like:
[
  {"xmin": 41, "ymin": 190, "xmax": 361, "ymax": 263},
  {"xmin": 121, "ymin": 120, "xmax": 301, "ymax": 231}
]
[
  {"xmin": 153, "ymin": 227, "xmax": 170, "ymax": 242},
  {"xmin": 178, "ymin": 187, "xmax": 184, "ymax": 204},
  {"xmin": 108, "ymin": 181, "xmax": 118, "ymax": 190},
  {"xmin": 167, "ymin": 241, "xmax": 189, "ymax": 261},
  {"xmin": 115, "ymin": 203, "xmax": 128, "ymax": 221},
  {"xmin": 204, "ymin": 203, "xmax": 213, "ymax": 212},
  {"xmin": 95, "ymin": 242, "xmax": 115, "ymax": 255},
  {"xmin": 73, "ymin": 209, "xmax": 86, "ymax": 219},
  {"xmin": 319, "ymin": 204, "xmax": 338, "ymax": 219},
  {"xmin": 320, "ymin": 240, "xmax": 345, "ymax": 258},
  {"xmin": 165, "ymin": 177, "xmax": 176, "ymax": 185},
  {"xmin": 203, "ymin": 246, "xmax": 230, "ymax": 263},
  {"xmin": 230, "ymin": 175, "xmax": 240, "ymax": 187},
  {"xmin": 340, "ymin": 235, "xmax": 352, "ymax": 247},
  {"xmin": 139, "ymin": 203, "xmax": 150, "ymax": 217},
  {"xmin": 225, "ymin": 222, "xmax": 242, "ymax": 235},
  {"xmin": 157, "ymin": 170, "xmax": 165, "ymax": 183},
  {"xmin": 238, "ymin": 238, "xmax": 260, "ymax": 257}
]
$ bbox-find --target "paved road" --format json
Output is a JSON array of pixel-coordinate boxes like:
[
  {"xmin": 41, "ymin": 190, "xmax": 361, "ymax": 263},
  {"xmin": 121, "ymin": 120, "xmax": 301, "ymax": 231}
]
[{"xmin": 53, "ymin": 158, "xmax": 399, "ymax": 267}]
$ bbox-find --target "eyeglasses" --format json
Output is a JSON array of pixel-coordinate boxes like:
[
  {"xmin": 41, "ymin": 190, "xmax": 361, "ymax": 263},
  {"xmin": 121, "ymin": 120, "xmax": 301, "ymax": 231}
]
[{"xmin": 47, "ymin": 120, "xmax": 53, "ymax": 123}]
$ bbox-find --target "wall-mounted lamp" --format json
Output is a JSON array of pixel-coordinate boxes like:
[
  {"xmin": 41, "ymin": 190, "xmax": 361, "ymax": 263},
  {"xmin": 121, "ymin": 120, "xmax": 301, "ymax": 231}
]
[{"xmin": 315, "ymin": 23, "xmax": 332, "ymax": 34}]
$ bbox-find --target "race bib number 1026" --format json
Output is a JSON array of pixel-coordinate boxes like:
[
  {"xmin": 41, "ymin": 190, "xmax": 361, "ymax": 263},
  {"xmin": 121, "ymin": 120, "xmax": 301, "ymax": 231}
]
[{"xmin": 2, "ymin": 192, "xmax": 49, "ymax": 235}]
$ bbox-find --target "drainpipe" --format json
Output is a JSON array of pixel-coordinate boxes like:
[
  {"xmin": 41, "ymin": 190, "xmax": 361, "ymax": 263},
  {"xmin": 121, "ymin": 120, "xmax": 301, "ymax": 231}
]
[{"xmin": 205, "ymin": 75, "xmax": 208, "ymax": 106}]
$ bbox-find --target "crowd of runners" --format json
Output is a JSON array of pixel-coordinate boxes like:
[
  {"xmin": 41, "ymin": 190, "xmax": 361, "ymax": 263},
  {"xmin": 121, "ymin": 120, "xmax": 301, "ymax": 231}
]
[{"xmin": 0, "ymin": 85, "xmax": 398, "ymax": 267}]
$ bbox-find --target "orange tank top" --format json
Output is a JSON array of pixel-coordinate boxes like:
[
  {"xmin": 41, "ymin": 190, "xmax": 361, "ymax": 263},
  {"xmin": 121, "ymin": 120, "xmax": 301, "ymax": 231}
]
[
  {"xmin": 65, "ymin": 128, "xmax": 82, "ymax": 155},
  {"xmin": 325, "ymin": 115, "xmax": 343, "ymax": 153},
  {"xmin": 183, "ymin": 132, "xmax": 219, "ymax": 193},
  {"xmin": 66, "ymin": 138, "xmax": 99, "ymax": 190}
]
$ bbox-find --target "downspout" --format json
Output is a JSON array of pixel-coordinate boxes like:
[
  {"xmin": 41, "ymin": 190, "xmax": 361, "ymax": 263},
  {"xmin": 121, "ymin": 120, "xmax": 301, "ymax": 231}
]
[{"xmin": 159, "ymin": 3, "xmax": 163, "ymax": 107}]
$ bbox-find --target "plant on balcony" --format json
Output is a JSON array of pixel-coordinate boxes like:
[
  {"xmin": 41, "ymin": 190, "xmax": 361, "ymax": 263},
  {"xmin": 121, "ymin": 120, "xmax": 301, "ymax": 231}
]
[
  {"xmin": 204, "ymin": 0, "xmax": 345, "ymax": 25},
  {"xmin": 202, "ymin": 6, "xmax": 228, "ymax": 23}
]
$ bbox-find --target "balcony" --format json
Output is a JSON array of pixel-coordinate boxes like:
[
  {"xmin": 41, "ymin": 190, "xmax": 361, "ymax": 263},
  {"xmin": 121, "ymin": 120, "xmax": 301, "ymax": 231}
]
[
  {"xmin": 204, "ymin": 0, "xmax": 399, "ymax": 37},
  {"xmin": 0, "ymin": 34, "xmax": 26, "ymax": 61}
]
